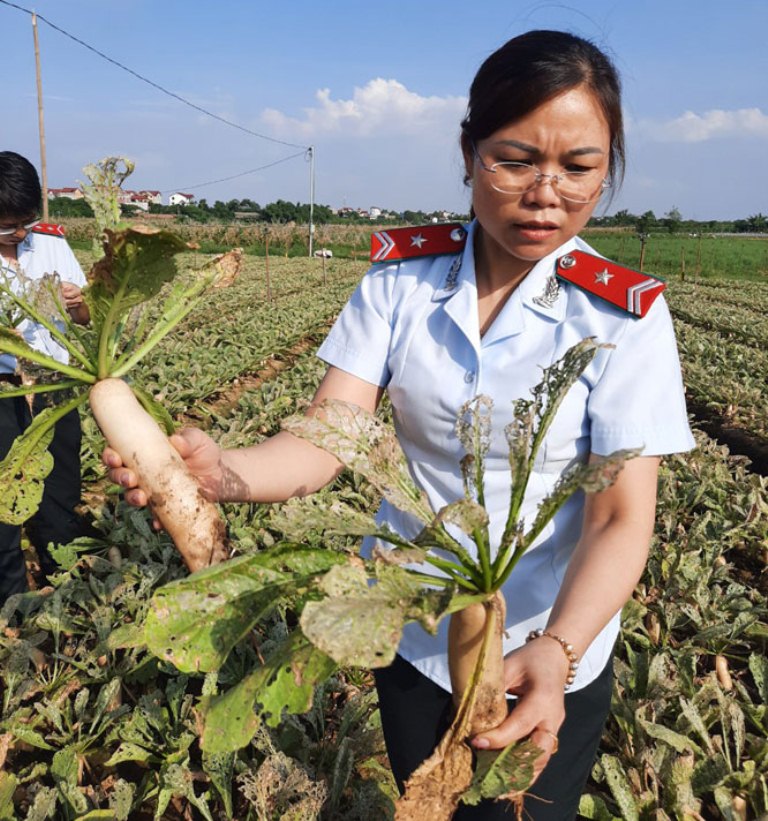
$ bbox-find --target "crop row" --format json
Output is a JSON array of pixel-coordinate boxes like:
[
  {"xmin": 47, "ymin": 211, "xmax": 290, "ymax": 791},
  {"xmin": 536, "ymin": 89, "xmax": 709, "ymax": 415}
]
[
  {"xmin": 673, "ymin": 320, "xmax": 768, "ymax": 440},
  {"xmin": 181, "ymin": 255, "xmax": 365, "ymax": 322},
  {"xmin": 669, "ymin": 279, "xmax": 768, "ymax": 314},
  {"xmin": 665, "ymin": 293, "xmax": 768, "ymax": 351},
  {"xmin": 65, "ymin": 217, "xmax": 376, "ymax": 259},
  {"xmin": 131, "ymin": 257, "xmax": 367, "ymax": 415}
]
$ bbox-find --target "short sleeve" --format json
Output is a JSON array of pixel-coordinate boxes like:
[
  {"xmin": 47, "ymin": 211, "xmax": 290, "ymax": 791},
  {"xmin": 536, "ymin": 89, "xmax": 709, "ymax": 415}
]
[
  {"xmin": 588, "ymin": 296, "xmax": 695, "ymax": 456},
  {"xmin": 316, "ymin": 265, "xmax": 396, "ymax": 387},
  {"xmin": 30, "ymin": 233, "xmax": 87, "ymax": 287},
  {"xmin": 58, "ymin": 241, "xmax": 87, "ymax": 288}
]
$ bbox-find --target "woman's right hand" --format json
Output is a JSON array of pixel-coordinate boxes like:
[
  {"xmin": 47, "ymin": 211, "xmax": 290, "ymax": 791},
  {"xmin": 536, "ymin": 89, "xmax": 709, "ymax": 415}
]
[
  {"xmin": 471, "ymin": 638, "xmax": 567, "ymax": 784},
  {"xmin": 103, "ymin": 427, "xmax": 225, "ymax": 507}
]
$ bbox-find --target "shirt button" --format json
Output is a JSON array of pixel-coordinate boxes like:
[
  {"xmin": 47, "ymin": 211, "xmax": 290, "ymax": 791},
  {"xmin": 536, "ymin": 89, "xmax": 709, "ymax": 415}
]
[{"xmin": 464, "ymin": 370, "xmax": 475, "ymax": 384}]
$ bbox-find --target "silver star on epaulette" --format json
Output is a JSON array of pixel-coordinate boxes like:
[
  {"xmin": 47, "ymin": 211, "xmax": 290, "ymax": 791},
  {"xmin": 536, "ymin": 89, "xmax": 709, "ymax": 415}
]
[
  {"xmin": 595, "ymin": 268, "xmax": 613, "ymax": 285},
  {"xmin": 533, "ymin": 276, "xmax": 560, "ymax": 308}
]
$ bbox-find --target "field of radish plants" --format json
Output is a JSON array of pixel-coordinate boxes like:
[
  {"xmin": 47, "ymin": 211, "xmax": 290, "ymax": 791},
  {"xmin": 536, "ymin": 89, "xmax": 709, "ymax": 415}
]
[{"xmin": 1, "ymin": 230, "xmax": 766, "ymax": 820}]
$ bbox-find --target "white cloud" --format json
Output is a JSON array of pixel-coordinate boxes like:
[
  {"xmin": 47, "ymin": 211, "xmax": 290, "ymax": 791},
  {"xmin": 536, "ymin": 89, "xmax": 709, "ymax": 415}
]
[
  {"xmin": 637, "ymin": 107, "xmax": 768, "ymax": 142},
  {"xmin": 261, "ymin": 78, "xmax": 467, "ymax": 138}
]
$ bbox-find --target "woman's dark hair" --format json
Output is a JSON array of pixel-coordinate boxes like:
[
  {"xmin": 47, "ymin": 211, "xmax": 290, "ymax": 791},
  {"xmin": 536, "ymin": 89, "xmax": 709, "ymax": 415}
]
[
  {"xmin": 461, "ymin": 30, "xmax": 625, "ymax": 188},
  {"xmin": 0, "ymin": 151, "xmax": 42, "ymax": 218}
]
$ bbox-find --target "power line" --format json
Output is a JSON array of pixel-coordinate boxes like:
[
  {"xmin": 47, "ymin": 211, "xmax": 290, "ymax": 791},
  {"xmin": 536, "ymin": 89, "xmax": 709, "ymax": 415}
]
[
  {"xmin": 4, "ymin": 0, "xmax": 319, "ymax": 253},
  {"xmin": 160, "ymin": 151, "xmax": 307, "ymax": 194},
  {"xmin": 0, "ymin": 0, "xmax": 309, "ymax": 151}
]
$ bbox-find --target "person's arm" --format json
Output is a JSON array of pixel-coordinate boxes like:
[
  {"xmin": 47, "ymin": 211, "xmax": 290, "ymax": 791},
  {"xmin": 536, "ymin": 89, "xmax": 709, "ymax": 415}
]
[
  {"xmin": 106, "ymin": 365, "xmax": 384, "ymax": 507},
  {"xmin": 472, "ymin": 455, "xmax": 660, "ymax": 777},
  {"xmin": 61, "ymin": 281, "xmax": 90, "ymax": 324}
]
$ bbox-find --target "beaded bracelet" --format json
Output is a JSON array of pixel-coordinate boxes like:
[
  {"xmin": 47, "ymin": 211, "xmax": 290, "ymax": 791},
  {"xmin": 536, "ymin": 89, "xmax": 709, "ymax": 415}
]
[{"xmin": 526, "ymin": 628, "xmax": 580, "ymax": 690}]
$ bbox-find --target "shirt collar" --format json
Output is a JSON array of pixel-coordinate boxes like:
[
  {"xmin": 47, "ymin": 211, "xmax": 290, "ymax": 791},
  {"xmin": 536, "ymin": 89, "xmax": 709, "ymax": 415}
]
[
  {"xmin": 517, "ymin": 236, "xmax": 579, "ymax": 322},
  {"xmin": 17, "ymin": 233, "xmax": 34, "ymax": 262},
  {"xmin": 432, "ymin": 219, "xmax": 576, "ymax": 323},
  {"xmin": 431, "ymin": 220, "xmax": 476, "ymax": 302}
]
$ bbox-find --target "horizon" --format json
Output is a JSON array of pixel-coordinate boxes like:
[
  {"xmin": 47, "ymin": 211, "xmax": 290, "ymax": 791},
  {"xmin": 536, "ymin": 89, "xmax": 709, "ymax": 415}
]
[{"xmin": 44, "ymin": 187, "xmax": 762, "ymax": 226}]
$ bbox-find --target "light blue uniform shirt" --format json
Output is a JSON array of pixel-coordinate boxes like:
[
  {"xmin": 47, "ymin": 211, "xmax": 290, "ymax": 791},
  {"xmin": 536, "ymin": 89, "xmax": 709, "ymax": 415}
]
[
  {"xmin": 317, "ymin": 220, "xmax": 694, "ymax": 693},
  {"xmin": 0, "ymin": 231, "xmax": 86, "ymax": 374}
]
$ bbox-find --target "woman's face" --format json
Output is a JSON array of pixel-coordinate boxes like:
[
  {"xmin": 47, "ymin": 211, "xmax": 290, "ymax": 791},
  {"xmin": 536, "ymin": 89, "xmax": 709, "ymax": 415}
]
[
  {"xmin": 0, "ymin": 214, "xmax": 37, "ymax": 250},
  {"xmin": 464, "ymin": 85, "xmax": 611, "ymax": 277}
]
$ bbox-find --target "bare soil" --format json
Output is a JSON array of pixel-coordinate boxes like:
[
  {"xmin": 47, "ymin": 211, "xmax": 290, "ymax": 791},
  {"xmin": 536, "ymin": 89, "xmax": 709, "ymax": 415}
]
[{"xmin": 687, "ymin": 398, "xmax": 768, "ymax": 476}]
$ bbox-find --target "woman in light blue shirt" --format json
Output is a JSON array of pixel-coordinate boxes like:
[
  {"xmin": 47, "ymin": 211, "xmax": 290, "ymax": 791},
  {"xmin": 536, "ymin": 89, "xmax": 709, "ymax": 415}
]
[{"xmin": 108, "ymin": 30, "xmax": 694, "ymax": 820}]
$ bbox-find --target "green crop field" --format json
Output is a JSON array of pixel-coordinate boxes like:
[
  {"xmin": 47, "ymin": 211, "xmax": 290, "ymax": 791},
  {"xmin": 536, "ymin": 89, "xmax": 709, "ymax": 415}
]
[
  {"xmin": 1, "ymin": 243, "xmax": 765, "ymax": 820},
  {"xmin": 585, "ymin": 230, "xmax": 768, "ymax": 282}
]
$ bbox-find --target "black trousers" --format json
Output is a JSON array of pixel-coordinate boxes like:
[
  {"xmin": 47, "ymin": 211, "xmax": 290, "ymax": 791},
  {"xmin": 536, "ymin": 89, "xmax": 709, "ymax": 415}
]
[
  {"xmin": 0, "ymin": 393, "xmax": 82, "ymax": 604},
  {"xmin": 375, "ymin": 653, "xmax": 613, "ymax": 820}
]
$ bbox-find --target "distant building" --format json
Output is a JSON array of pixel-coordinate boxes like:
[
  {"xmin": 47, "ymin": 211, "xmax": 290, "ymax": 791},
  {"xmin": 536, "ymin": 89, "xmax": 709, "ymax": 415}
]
[
  {"xmin": 47, "ymin": 187, "xmax": 83, "ymax": 200},
  {"xmin": 116, "ymin": 190, "xmax": 163, "ymax": 211},
  {"xmin": 369, "ymin": 206, "xmax": 382, "ymax": 219},
  {"xmin": 138, "ymin": 190, "xmax": 163, "ymax": 206},
  {"xmin": 169, "ymin": 192, "xmax": 195, "ymax": 206}
]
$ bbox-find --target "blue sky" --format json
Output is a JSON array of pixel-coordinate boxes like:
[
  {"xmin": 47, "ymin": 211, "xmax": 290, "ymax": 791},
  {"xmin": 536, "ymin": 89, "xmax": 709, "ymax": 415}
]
[{"xmin": 4, "ymin": 0, "xmax": 767, "ymax": 220}]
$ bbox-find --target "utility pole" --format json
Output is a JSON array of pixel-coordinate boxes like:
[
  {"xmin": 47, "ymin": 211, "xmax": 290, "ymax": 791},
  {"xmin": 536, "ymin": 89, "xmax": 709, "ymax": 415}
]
[
  {"xmin": 32, "ymin": 13, "xmax": 49, "ymax": 222},
  {"xmin": 308, "ymin": 146, "xmax": 315, "ymax": 257}
]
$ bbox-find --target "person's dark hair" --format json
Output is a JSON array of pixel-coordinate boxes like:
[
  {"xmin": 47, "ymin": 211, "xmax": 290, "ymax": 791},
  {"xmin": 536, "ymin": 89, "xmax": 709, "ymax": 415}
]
[
  {"xmin": 461, "ymin": 30, "xmax": 625, "ymax": 189},
  {"xmin": 0, "ymin": 151, "xmax": 42, "ymax": 218}
]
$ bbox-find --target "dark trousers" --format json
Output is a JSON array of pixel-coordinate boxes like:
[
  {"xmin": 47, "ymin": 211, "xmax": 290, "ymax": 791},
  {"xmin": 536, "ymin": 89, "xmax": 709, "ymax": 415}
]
[
  {"xmin": 375, "ymin": 653, "xmax": 613, "ymax": 820},
  {"xmin": 0, "ymin": 393, "xmax": 82, "ymax": 604}
]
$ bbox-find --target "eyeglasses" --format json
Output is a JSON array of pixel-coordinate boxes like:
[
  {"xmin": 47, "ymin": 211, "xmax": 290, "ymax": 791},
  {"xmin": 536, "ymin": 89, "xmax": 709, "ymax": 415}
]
[
  {"xmin": 473, "ymin": 146, "xmax": 610, "ymax": 204},
  {"xmin": 0, "ymin": 218, "xmax": 40, "ymax": 237}
]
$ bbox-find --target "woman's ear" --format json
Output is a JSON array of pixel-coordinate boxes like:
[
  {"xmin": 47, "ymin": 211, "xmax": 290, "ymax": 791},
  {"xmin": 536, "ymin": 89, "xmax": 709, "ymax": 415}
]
[{"xmin": 460, "ymin": 133, "xmax": 474, "ymax": 185}]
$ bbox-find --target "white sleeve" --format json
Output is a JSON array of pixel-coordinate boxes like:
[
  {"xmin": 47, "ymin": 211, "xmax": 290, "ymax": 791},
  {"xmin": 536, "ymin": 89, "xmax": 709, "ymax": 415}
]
[
  {"xmin": 56, "ymin": 240, "xmax": 87, "ymax": 288},
  {"xmin": 588, "ymin": 296, "xmax": 695, "ymax": 456},
  {"xmin": 316, "ymin": 264, "xmax": 397, "ymax": 387}
]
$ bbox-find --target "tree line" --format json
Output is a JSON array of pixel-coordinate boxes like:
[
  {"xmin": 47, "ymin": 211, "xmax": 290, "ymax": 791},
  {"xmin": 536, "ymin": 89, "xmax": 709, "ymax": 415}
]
[
  {"xmin": 48, "ymin": 196, "xmax": 464, "ymax": 227},
  {"xmin": 590, "ymin": 207, "xmax": 768, "ymax": 234},
  {"xmin": 48, "ymin": 196, "xmax": 767, "ymax": 234}
]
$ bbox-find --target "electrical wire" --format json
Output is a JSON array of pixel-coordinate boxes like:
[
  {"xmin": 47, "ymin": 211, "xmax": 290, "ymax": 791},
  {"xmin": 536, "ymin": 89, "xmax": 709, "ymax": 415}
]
[
  {"xmin": 160, "ymin": 151, "xmax": 307, "ymax": 194},
  {"xmin": 0, "ymin": 0, "xmax": 309, "ymax": 150}
]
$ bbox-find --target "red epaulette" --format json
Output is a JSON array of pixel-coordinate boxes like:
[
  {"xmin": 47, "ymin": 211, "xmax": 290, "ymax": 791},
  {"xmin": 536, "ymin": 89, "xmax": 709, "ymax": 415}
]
[
  {"xmin": 32, "ymin": 223, "xmax": 66, "ymax": 238},
  {"xmin": 555, "ymin": 250, "xmax": 665, "ymax": 318},
  {"xmin": 370, "ymin": 222, "xmax": 467, "ymax": 263}
]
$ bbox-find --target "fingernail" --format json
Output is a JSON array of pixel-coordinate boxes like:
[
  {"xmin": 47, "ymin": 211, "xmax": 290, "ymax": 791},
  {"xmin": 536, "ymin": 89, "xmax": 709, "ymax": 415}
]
[{"xmin": 473, "ymin": 738, "xmax": 490, "ymax": 749}]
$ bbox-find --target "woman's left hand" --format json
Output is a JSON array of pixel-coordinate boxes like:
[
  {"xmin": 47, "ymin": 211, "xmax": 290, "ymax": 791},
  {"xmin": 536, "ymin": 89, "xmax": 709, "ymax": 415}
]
[
  {"xmin": 61, "ymin": 280, "xmax": 83, "ymax": 307},
  {"xmin": 61, "ymin": 281, "xmax": 90, "ymax": 324},
  {"xmin": 472, "ymin": 638, "xmax": 569, "ymax": 781}
]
